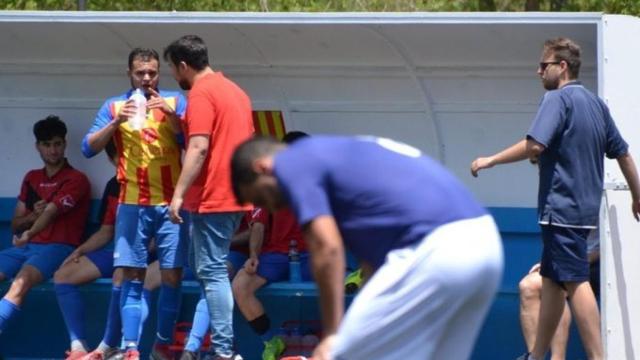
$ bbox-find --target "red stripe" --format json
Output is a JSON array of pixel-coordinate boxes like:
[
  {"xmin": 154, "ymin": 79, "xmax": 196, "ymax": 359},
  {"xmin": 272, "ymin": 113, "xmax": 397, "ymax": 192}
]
[
  {"xmin": 113, "ymin": 130, "xmax": 127, "ymax": 203},
  {"xmin": 265, "ymin": 111, "xmax": 276, "ymax": 138},
  {"xmin": 137, "ymin": 167, "xmax": 150, "ymax": 205},
  {"xmin": 160, "ymin": 165, "xmax": 174, "ymax": 204}
]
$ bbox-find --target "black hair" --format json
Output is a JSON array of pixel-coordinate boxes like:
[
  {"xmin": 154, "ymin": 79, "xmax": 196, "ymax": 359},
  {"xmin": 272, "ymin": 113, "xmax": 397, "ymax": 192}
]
[
  {"xmin": 104, "ymin": 139, "xmax": 117, "ymax": 160},
  {"xmin": 33, "ymin": 115, "xmax": 67, "ymax": 142},
  {"xmin": 231, "ymin": 136, "xmax": 282, "ymax": 204},
  {"xmin": 282, "ymin": 131, "xmax": 309, "ymax": 144},
  {"xmin": 128, "ymin": 47, "xmax": 160, "ymax": 69},
  {"xmin": 163, "ymin": 35, "xmax": 209, "ymax": 71}
]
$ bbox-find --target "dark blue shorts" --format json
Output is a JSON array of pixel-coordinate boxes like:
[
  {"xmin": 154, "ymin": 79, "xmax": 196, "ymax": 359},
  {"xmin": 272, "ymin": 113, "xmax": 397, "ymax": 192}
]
[
  {"xmin": 540, "ymin": 225, "xmax": 590, "ymax": 284},
  {"xmin": 0, "ymin": 243, "xmax": 74, "ymax": 280},
  {"xmin": 590, "ymin": 259, "xmax": 600, "ymax": 298},
  {"xmin": 85, "ymin": 249, "xmax": 115, "ymax": 278},
  {"xmin": 227, "ymin": 250, "xmax": 248, "ymax": 277},
  {"xmin": 254, "ymin": 252, "xmax": 312, "ymax": 284}
]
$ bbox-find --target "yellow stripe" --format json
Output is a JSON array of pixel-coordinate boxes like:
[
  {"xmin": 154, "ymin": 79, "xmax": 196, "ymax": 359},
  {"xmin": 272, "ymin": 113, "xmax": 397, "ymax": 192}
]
[
  {"xmin": 272, "ymin": 111, "xmax": 285, "ymax": 140},
  {"xmin": 256, "ymin": 111, "xmax": 270, "ymax": 136}
]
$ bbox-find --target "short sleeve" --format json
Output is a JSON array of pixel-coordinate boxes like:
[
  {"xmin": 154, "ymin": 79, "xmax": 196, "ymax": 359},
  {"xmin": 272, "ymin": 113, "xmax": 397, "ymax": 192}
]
[
  {"xmin": 250, "ymin": 207, "xmax": 269, "ymax": 226},
  {"xmin": 18, "ymin": 174, "xmax": 29, "ymax": 203},
  {"xmin": 175, "ymin": 93, "xmax": 188, "ymax": 119},
  {"xmin": 274, "ymin": 148, "xmax": 332, "ymax": 226},
  {"xmin": 527, "ymin": 91, "xmax": 567, "ymax": 147},
  {"xmin": 186, "ymin": 91, "xmax": 215, "ymax": 137},
  {"xmin": 602, "ymin": 105, "xmax": 629, "ymax": 159},
  {"xmin": 50, "ymin": 173, "xmax": 90, "ymax": 215},
  {"xmin": 82, "ymin": 100, "xmax": 116, "ymax": 158},
  {"xmin": 98, "ymin": 178, "xmax": 119, "ymax": 226}
]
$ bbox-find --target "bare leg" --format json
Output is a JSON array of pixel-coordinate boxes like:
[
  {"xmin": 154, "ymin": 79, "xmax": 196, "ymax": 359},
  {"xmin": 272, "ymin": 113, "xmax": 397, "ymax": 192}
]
[
  {"xmin": 550, "ymin": 302, "xmax": 572, "ymax": 360},
  {"xmin": 53, "ymin": 256, "xmax": 101, "ymax": 285},
  {"xmin": 4, "ymin": 265, "xmax": 43, "ymax": 306},
  {"xmin": 232, "ymin": 269, "xmax": 268, "ymax": 321},
  {"xmin": 566, "ymin": 281, "xmax": 603, "ymax": 360},
  {"xmin": 519, "ymin": 272, "xmax": 542, "ymax": 351},
  {"xmin": 531, "ymin": 277, "xmax": 567, "ymax": 359}
]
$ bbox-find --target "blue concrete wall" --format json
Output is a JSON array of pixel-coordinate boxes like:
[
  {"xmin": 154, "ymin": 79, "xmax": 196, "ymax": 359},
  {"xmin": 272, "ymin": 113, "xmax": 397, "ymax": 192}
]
[{"xmin": 0, "ymin": 199, "xmax": 587, "ymax": 359}]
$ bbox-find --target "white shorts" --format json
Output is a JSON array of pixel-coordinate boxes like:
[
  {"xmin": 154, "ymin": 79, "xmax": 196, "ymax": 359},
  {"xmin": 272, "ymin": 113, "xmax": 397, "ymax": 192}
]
[{"xmin": 332, "ymin": 214, "xmax": 504, "ymax": 360}]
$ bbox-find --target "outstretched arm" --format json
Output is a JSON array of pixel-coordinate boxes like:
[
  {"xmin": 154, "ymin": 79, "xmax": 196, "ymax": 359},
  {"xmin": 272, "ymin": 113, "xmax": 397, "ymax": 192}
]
[{"xmin": 471, "ymin": 138, "xmax": 544, "ymax": 177}]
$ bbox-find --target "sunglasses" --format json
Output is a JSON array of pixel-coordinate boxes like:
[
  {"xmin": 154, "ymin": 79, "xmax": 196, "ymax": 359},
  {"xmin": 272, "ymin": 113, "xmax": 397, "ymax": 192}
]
[{"xmin": 539, "ymin": 61, "xmax": 562, "ymax": 71}]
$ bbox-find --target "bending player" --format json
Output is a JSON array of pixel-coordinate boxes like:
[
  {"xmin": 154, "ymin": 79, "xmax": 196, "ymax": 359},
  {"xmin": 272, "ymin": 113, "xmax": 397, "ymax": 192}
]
[{"xmin": 231, "ymin": 135, "xmax": 504, "ymax": 359}]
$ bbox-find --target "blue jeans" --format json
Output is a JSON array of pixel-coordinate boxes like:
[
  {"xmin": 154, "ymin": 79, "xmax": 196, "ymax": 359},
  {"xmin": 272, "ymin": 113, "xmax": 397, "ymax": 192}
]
[{"xmin": 189, "ymin": 211, "xmax": 243, "ymax": 357}]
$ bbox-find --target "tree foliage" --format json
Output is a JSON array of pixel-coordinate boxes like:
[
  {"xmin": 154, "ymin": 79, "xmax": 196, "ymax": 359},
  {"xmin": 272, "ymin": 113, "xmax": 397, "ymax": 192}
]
[{"xmin": 0, "ymin": 0, "xmax": 639, "ymax": 16}]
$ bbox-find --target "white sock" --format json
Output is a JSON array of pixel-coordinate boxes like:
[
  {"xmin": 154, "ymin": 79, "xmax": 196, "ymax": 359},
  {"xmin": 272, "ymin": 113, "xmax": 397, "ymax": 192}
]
[
  {"xmin": 70, "ymin": 339, "xmax": 88, "ymax": 352},
  {"xmin": 96, "ymin": 341, "xmax": 112, "ymax": 351}
]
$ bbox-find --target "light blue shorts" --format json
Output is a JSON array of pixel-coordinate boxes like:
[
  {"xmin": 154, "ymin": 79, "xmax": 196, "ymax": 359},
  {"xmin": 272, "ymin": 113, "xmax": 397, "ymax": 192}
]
[{"xmin": 113, "ymin": 204, "xmax": 189, "ymax": 269}]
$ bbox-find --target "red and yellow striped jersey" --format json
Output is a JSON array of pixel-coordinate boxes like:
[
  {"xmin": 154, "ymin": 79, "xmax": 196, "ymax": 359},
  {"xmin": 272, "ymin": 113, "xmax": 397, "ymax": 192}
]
[{"xmin": 85, "ymin": 89, "xmax": 187, "ymax": 206}]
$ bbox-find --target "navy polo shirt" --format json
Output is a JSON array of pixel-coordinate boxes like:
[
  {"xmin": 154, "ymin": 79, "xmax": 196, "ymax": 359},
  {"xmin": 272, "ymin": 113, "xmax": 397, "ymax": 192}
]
[
  {"xmin": 527, "ymin": 81, "xmax": 628, "ymax": 228},
  {"xmin": 273, "ymin": 135, "xmax": 487, "ymax": 268}
]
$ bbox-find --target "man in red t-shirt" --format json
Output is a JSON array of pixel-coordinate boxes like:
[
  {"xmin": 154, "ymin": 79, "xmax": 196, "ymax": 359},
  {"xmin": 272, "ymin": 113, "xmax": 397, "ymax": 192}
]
[
  {"xmin": 232, "ymin": 206, "xmax": 312, "ymax": 360},
  {"xmin": 0, "ymin": 115, "xmax": 90, "ymax": 335},
  {"xmin": 163, "ymin": 35, "xmax": 254, "ymax": 360}
]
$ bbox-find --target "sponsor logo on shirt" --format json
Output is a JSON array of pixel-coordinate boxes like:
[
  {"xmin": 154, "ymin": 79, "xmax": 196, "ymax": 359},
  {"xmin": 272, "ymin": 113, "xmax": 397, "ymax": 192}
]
[
  {"xmin": 142, "ymin": 128, "xmax": 160, "ymax": 144},
  {"xmin": 60, "ymin": 194, "xmax": 75, "ymax": 209}
]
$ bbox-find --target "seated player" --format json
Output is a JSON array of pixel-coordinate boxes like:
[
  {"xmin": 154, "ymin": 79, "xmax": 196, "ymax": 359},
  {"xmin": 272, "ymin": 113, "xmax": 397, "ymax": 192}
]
[
  {"xmin": 0, "ymin": 116, "xmax": 91, "ymax": 335},
  {"xmin": 232, "ymin": 207, "xmax": 311, "ymax": 360}
]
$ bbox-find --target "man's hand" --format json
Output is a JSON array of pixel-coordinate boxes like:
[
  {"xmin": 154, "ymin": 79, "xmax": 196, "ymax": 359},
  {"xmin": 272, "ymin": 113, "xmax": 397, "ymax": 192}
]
[
  {"xmin": 470, "ymin": 156, "xmax": 495, "ymax": 177},
  {"xmin": 116, "ymin": 99, "xmax": 137, "ymax": 124},
  {"xmin": 62, "ymin": 249, "xmax": 84, "ymax": 266},
  {"xmin": 632, "ymin": 196, "xmax": 640, "ymax": 222},
  {"xmin": 244, "ymin": 256, "xmax": 259, "ymax": 275},
  {"xmin": 312, "ymin": 334, "xmax": 336, "ymax": 360},
  {"xmin": 13, "ymin": 230, "xmax": 31, "ymax": 247},
  {"xmin": 169, "ymin": 196, "xmax": 184, "ymax": 224},
  {"xmin": 147, "ymin": 88, "xmax": 176, "ymax": 117}
]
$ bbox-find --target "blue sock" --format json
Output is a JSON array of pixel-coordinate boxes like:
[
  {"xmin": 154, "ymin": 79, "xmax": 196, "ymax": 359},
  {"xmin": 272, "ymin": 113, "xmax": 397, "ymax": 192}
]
[
  {"xmin": 55, "ymin": 283, "xmax": 86, "ymax": 343},
  {"xmin": 138, "ymin": 288, "xmax": 152, "ymax": 342},
  {"xmin": 156, "ymin": 283, "xmax": 181, "ymax": 344},
  {"xmin": 0, "ymin": 298, "xmax": 20, "ymax": 333},
  {"xmin": 185, "ymin": 293, "xmax": 210, "ymax": 352},
  {"xmin": 103, "ymin": 285, "xmax": 122, "ymax": 348},
  {"xmin": 120, "ymin": 280, "xmax": 143, "ymax": 349}
]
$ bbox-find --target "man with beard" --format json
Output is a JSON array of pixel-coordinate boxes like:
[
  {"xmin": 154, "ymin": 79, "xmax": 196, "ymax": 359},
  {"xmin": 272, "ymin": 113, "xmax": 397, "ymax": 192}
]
[
  {"xmin": 163, "ymin": 35, "xmax": 254, "ymax": 360},
  {"xmin": 471, "ymin": 37, "xmax": 640, "ymax": 360},
  {"xmin": 82, "ymin": 48, "xmax": 188, "ymax": 360},
  {"xmin": 0, "ymin": 115, "xmax": 90, "ymax": 336}
]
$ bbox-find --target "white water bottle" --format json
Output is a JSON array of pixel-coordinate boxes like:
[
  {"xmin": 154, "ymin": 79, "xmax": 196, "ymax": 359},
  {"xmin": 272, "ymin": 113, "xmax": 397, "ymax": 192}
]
[{"xmin": 128, "ymin": 88, "xmax": 147, "ymax": 130}]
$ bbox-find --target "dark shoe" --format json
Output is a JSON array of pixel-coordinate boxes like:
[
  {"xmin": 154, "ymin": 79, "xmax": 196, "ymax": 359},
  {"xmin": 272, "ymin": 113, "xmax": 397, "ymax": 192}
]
[{"xmin": 150, "ymin": 343, "xmax": 176, "ymax": 360}]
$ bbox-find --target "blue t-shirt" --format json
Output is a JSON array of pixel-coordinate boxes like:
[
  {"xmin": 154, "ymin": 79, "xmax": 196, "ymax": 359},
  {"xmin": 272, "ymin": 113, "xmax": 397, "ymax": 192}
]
[
  {"xmin": 273, "ymin": 136, "xmax": 487, "ymax": 267},
  {"xmin": 527, "ymin": 81, "xmax": 628, "ymax": 228}
]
